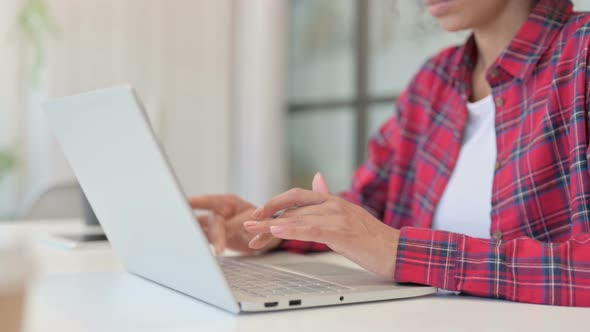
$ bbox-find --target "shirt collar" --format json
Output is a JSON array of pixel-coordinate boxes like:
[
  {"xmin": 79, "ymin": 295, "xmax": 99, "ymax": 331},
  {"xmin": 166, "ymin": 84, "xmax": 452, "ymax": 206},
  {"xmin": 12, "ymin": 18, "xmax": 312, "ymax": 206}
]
[{"xmin": 452, "ymin": 0, "xmax": 573, "ymax": 85}]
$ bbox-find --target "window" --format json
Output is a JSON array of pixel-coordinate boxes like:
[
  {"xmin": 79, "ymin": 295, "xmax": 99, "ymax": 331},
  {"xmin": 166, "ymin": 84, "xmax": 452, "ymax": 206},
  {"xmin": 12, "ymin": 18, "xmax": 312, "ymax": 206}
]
[{"xmin": 287, "ymin": 0, "xmax": 465, "ymax": 192}]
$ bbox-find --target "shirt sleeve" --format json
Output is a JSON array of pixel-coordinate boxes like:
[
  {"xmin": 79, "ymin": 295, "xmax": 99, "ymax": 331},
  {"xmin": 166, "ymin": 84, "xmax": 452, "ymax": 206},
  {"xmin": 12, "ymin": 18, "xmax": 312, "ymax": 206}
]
[
  {"xmin": 394, "ymin": 227, "xmax": 590, "ymax": 306},
  {"xmin": 280, "ymin": 95, "xmax": 403, "ymax": 253}
]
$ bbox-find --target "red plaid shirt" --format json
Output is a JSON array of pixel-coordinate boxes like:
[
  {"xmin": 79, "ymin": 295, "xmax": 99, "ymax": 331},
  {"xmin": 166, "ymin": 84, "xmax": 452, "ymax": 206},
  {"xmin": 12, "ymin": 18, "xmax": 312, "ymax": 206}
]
[{"xmin": 282, "ymin": 0, "xmax": 590, "ymax": 306}]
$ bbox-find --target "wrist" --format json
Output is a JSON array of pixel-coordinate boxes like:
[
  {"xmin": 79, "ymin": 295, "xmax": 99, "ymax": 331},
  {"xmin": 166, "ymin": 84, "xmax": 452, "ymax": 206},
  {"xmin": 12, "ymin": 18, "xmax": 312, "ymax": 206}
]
[
  {"xmin": 262, "ymin": 237, "xmax": 283, "ymax": 252},
  {"xmin": 376, "ymin": 225, "xmax": 400, "ymax": 279}
]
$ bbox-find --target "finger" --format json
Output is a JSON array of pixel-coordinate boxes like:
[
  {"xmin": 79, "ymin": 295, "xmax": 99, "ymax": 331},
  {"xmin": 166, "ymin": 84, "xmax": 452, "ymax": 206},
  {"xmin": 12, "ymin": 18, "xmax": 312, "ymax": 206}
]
[
  {"xmin": 312, "ymin": 172, "xmax": 330, "ymax": 194},
  {"xmin": 224, "ymin": 215, "xmax": 253, "ymax": 242},
  {"xmin": 196, "ymin": 215, "xmax": 216, "ymax": 244},
  {"xmin": 278, "ymin": 206, "xmax": 320, "ymax": 219},
  {"xmin": 196, "ymin": 214, "xmax": 209, "ymax": 229},
  {"xmin": 248, "ymin": 233, "xmax": 276, "ymax": 250},
  {"xmin": 253, "ymin": 188, "xmax": 327, "ymax": 219},
  {"xmin": 246, "ymin": 200, "xmax": 340, "ymax": 235},
  {"xmin": 269, "ymin": 224, "xmax": 329, "ymax": 243},
  {"xmin": 197, "ymin": 215, "xmax": 212, "ymax": 238},
  {"xmin": 208, "ymin": 212, "xmax": 226, "ymax": 255},
  {"xmin": 243, "ymin": 216, "xmax": 308, "ymax": 234},
  {"xmin": 188, "ymin": 195, "xmax": 233, "ymax": 218}
]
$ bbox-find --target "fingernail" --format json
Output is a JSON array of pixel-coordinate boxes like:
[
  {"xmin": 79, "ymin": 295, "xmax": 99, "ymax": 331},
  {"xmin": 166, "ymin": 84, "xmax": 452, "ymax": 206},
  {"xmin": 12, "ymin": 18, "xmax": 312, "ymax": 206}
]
[
  {"xmin": 253, "ymin": 207, "xmax": 263, "ymax": 218},
  {"xmin": 248, "ymin": 237, "xmax": 260, "ymax": 249},
  {"xmin": 270, "ymin": 226, "xmax": 284, "ymax": 235},
  {"xmin": 243, "ymin": 221, "xmax": 259, "ymax": 228}
]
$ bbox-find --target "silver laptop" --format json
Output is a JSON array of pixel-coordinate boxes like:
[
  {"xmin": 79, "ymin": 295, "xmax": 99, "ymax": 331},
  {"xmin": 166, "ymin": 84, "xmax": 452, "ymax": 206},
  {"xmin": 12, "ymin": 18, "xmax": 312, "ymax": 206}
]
[{"xmin": 43, "ymin": 86, "xmax": 436, "ymax": 313}]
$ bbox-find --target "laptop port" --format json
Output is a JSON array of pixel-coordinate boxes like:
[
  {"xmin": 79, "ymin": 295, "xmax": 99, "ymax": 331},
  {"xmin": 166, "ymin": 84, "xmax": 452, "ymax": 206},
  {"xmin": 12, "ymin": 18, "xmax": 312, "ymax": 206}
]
[
  {"xmin": 264, "ymin": 302, "xmax": 279, "ymax": 308},
  {"xmin": 289, "ymin": 300, "xmax": 301, "ymax": 306}
]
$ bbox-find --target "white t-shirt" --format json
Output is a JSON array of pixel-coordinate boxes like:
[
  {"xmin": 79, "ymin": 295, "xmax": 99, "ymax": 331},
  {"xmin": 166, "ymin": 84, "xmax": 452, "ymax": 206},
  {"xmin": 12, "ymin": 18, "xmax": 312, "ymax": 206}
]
[{"xmin": 431, "ymin": 95, "xmax": 496, "ymax": 239}]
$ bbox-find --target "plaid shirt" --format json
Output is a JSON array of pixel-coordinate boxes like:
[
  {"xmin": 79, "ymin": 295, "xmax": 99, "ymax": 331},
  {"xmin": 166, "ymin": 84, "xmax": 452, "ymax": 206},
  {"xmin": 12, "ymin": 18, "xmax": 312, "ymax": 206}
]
[{"xmin": 282, "ymin": 0, "xmax": 590, "ymax": 306}]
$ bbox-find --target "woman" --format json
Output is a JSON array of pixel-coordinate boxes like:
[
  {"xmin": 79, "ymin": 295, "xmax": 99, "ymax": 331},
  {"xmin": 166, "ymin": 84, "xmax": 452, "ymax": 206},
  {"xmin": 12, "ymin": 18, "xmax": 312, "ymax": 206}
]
[{"xmin": 191, "ymin": 0, "xmax": 590, "ymax": 306}]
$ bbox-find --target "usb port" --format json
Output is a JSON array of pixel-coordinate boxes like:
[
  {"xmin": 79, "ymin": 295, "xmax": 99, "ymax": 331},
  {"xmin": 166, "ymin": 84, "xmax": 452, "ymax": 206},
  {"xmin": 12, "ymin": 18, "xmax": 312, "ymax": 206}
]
[
  {"xmin": 289, "ymin": 300, "xmax": 301, "ymax": 306},
  {"xmin": 264, "ymin": 302, "xmax": 279, "ymax": 308}
]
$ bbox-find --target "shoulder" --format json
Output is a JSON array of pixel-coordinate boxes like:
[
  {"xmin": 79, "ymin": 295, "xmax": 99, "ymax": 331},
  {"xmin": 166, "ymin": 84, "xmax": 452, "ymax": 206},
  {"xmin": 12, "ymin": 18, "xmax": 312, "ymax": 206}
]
[
  {"xmin": 397, "ymin": 43, "xmax": 463, "ymax": 108},
  {"xmin": 557, "ymin": 11, "xmax": 590, "ymax": 51},
  {"xmin": 393, "ymin": 44, "xmax": 465, "ymax": 133},
  {"xmin": 407, "ymin": 44, "xmax": 463, "ymax": 90},
  {"xmin": 563, "ymin": 11, "xmax": 590, "ymax": 34},
  {"xmin": 551, "ymin": 11, "xmax": 590, "ymax": 89}
]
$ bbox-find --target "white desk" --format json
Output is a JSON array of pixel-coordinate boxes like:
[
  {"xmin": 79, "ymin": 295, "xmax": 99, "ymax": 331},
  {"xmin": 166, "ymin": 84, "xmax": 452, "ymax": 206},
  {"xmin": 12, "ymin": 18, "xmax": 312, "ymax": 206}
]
[{"xmin": 3, "ymin": 220, "xmax": 587, "ymax": 332}]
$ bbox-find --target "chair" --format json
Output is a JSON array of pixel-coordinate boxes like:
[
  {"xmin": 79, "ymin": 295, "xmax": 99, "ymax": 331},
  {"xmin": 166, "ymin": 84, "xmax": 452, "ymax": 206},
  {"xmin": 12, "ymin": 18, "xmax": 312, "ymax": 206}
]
[{"xmin": 18, "ymin": 180, "xmax": 84, "ymax": 220}]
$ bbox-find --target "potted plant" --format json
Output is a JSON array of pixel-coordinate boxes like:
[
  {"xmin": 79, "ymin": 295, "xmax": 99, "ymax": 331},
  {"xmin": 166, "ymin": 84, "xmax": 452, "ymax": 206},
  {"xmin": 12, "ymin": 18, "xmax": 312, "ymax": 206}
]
[
  {"xmin": 0, "ymin": 0, "xmax": 58, "ymax": 219},
  {"xmin": 0, "ymin": 150, "xmax": 16, "ymax": 182},
  {"xmin": 0, "ymin": 150, "xmax": 17, "ymax": 219},
  {"xmin": 16, "ymin": 0, "xmax": 59, "ymax": 85}
]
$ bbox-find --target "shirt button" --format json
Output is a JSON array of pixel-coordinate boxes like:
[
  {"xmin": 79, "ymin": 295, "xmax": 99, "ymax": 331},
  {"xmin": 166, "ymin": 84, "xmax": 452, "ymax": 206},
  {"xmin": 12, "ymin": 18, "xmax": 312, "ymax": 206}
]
[
  {"xmin": 492, "ymin": 230, "xmax": 503, "ymax": 241},
  {"xmin": 495, "ymin": 160, "xmax": 502, "ymax": 170},
  {"xmin": 489, "ymin": 68, "xmax": 499, "ymax": 79},
  {"xmin": 495, "ymin": 97, "xmax": 505, "ymax": 107}
]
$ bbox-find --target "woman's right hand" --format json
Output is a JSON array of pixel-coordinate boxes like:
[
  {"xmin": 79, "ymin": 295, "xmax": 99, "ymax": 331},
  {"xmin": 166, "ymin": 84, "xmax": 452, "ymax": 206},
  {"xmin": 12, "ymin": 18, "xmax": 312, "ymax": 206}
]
[{"xmin": 189, "ymin": 194, "xmax": 282, "ymax": 255}]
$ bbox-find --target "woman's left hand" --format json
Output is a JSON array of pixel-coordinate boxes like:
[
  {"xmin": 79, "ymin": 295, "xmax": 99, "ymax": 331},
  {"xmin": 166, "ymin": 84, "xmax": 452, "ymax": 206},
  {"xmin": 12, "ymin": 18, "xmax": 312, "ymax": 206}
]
[{"xmin": 243, "ymin": 173, "xmax": 400, "ymax": 279}]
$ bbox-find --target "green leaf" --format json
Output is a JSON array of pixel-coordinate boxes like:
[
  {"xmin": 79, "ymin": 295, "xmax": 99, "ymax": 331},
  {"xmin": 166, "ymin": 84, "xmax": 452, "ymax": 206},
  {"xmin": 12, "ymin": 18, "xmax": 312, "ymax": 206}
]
[
  {"xmin": 15, "ymin": 0, "xmax": 61, "ymax": 86},
  {"xmin": 0, "ymin": 150, "xmax": 17, "ymax": 175}
]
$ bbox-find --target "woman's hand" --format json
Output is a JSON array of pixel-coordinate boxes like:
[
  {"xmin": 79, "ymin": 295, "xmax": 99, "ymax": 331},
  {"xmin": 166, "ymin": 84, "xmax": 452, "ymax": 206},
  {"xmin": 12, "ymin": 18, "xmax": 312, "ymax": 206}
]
[
  {"xmin": 243, "ymin": 173, "xmax": 400, "ymax": 279},
  {"xmin": 189, "ymin": 194, "xmax": 282, "ymax": 255}
]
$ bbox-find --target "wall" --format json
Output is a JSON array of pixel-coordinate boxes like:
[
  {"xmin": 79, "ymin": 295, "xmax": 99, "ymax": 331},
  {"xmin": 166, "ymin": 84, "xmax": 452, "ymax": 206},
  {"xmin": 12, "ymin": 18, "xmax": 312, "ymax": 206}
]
[
  {"xmin": 231, "ymin": 1, "xmax": 288, "ymax": 205},
  {"xmin": 41, "ymin": 0, "xmax": 232, "ymax": 198}
]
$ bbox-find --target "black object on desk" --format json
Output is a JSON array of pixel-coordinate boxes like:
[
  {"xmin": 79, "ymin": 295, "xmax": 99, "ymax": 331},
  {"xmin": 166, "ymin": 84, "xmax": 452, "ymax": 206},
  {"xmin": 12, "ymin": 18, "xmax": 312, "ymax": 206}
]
[
  {"xmin": 82, "ymin": 190, "xmax": 100, "ymax": 226},
  {"xmin": 45, "ymin": 186, "xmax": 108, "ymax": 248},
  {"xmin": 78, "ymin": 190, "xmax": 108, "ymax": 242}
]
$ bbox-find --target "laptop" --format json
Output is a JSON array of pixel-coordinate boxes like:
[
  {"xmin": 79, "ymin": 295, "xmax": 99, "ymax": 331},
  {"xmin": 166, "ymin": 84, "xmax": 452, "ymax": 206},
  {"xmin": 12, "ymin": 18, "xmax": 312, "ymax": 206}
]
[{"xmin": 43, "ymin": 86, "xmax": 436, "ymax": 313}]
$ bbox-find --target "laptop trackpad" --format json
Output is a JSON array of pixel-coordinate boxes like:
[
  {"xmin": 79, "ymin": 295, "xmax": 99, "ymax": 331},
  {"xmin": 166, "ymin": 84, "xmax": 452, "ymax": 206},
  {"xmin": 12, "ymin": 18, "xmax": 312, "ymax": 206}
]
[{"xmin": 276, "ymin": 262, "xmax": 394, "ymax": 287}]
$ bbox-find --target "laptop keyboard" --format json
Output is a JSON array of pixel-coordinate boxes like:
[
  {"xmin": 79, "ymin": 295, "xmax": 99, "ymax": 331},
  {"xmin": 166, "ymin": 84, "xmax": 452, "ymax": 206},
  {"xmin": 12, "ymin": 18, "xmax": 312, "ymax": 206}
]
[{"xmin": 219, "ymin": 258, "xmax": 351, "ymax": 298}]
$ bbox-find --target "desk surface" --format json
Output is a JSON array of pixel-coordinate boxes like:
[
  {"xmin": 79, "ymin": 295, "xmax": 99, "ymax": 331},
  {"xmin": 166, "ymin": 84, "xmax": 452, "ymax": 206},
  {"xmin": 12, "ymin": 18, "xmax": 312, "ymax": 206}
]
[{"xmin": 3, "ymin": 220, "xmax": 587, "ymax": 332}]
